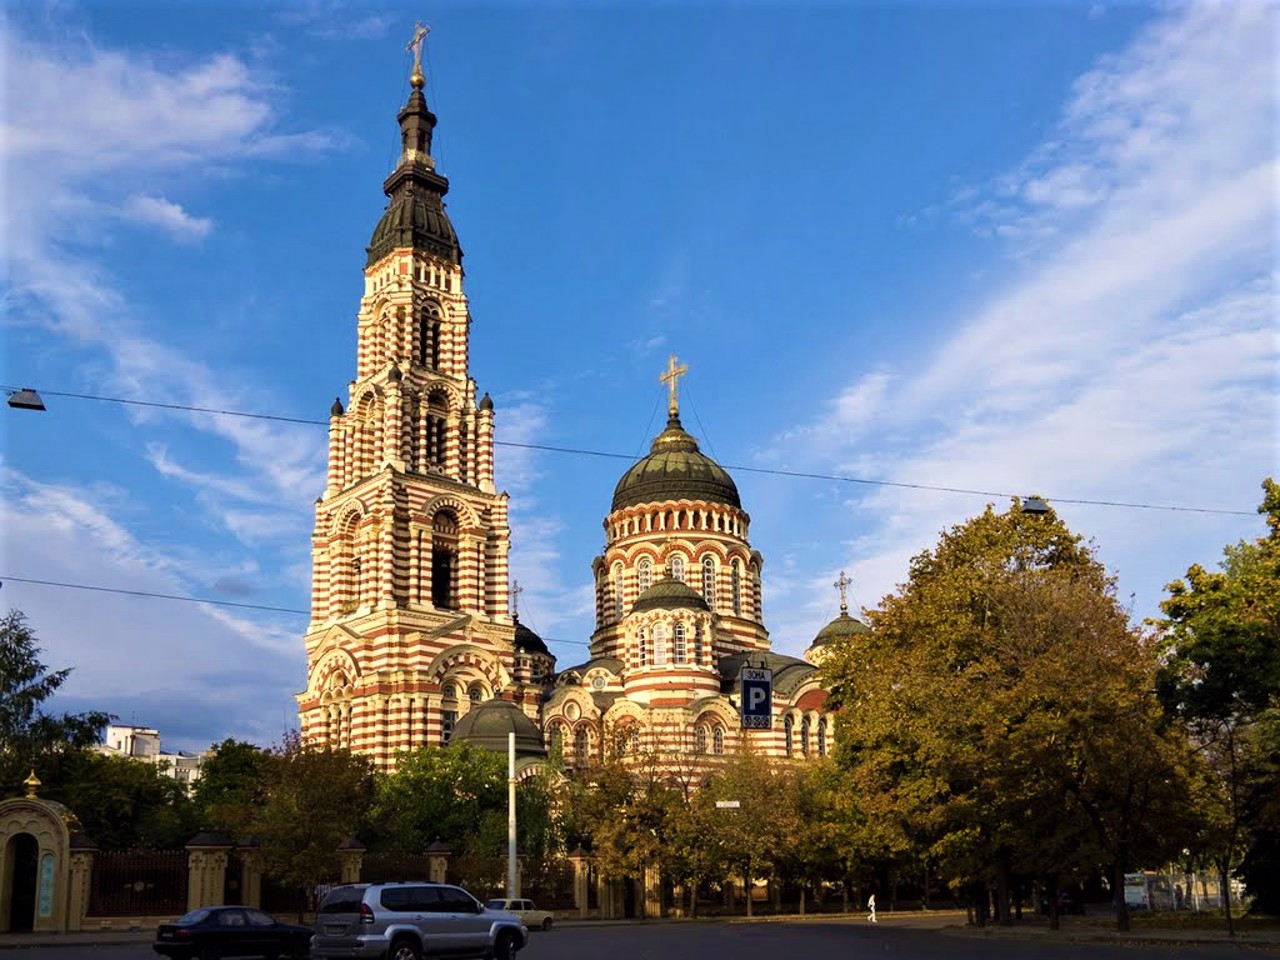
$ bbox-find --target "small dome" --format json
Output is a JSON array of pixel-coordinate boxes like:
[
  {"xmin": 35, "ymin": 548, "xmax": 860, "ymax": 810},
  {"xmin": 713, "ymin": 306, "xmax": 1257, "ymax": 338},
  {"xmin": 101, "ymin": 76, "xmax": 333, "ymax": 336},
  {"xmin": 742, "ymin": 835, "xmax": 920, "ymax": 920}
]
[
  {"xmin": 612, "ymin": 416, "xmax": 740, "ymax": 512},
  {"xmin": 330, "ymin": 397, "xmax": 345, "ymax": 417},
  {"xmin": 811, "ymin": 611, "xmax": 871, "ymax": 648},
  {"xmin": 450, "ymin": 700, "xmax": 546, "ymax": 756},
  {"xmin": 514, "ymin": 619, "xmax": 550, "ymax": 656},
  {"xmin": 631, "ymin": 576, "xmax": 709, "ymax": 615},
  {"xmin": 367, "ymin": 192, "xmax": 460, "ymax": 266},
  {"xmin": 479, "ymin": 393, "xmax": 494, "ymax": 412}
]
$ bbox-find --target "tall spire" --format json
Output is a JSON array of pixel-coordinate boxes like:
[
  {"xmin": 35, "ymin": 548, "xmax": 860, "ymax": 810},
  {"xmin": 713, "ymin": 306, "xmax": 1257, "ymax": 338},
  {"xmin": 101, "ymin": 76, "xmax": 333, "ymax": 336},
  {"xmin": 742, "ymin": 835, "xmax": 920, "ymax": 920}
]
[{"xmin": 366, "ymin": 22, "xmax": 460, "ymax": 266}]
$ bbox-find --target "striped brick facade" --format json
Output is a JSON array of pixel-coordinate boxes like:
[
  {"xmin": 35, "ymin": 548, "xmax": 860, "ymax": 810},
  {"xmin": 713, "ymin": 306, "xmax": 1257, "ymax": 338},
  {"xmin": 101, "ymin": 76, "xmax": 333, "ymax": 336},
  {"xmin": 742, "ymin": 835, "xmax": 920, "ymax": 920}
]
[
  {"xmin": 299, "ymin": 61, "xmax": 836, "ymax": 778},
  {"xmin": 297, "ymin": 72, "xmax": 546, "ymax": 773}
]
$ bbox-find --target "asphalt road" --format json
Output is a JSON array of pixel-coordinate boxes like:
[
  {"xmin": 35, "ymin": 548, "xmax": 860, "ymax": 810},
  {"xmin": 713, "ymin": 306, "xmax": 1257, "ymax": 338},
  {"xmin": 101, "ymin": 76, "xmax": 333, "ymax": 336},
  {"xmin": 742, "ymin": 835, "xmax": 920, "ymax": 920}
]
[{"xmin": 1, "ymin": 921, "xmax": 1274, "ymax": 960}]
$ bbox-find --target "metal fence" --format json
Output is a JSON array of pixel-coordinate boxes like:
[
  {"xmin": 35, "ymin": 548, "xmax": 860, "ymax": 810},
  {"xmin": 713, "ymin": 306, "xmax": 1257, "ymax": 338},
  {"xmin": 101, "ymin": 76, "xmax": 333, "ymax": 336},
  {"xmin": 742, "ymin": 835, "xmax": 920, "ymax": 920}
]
[
  {"xmin": 89, "ymin": 850, "xmax": 188, "ymax": 917},
  {"xmin": 361, "ymin": 852, "xmax": 429, "ymax": 884}
]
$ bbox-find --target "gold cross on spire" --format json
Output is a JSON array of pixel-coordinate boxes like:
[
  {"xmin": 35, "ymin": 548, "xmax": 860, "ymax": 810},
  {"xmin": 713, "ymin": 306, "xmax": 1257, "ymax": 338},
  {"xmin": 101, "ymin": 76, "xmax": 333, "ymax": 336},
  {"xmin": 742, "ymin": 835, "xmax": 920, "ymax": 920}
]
[
  {"xmin": 660, "ymin": 354, "xmax": 688, "ymax": 418},
  {"xmin": 510, "ymin": 580, "xmax": 523, "ymax": 619},
  {"xmin": 407, "ymin": 21, "xmax": 430, "ymax": 86},
  {"xmin": 834, "ymin": 570, "xmax": 852, "ymax": 614}
]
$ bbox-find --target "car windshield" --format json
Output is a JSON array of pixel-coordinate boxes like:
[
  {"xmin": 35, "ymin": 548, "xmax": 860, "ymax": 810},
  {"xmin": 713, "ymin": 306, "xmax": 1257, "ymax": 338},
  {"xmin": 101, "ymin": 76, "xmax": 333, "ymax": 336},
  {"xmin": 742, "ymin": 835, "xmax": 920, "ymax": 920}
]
[
  {"xmin": 174, "ymin": 909, "xmax": 211, "ymax": 925},
  {"xmin": 486, "ymin": 900, "xmax": 507, "ymax": 909}
]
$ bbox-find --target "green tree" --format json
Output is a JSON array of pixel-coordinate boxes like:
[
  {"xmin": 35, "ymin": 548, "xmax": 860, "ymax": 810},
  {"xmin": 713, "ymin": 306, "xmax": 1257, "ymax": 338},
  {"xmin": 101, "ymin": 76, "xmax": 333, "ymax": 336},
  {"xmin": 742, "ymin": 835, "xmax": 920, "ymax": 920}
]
[
  {"xmin": 57, "ymin": 751, "xmax": 197, "ymax": 850},
  {"xmin": 823, "ymin": 500, "xmax": 1194, "ymax": 931},
  {"xmin": 0, "ymin": 609, "xmax": 112, "ymax": 794},
  {"xmin": 369, "ymin": 743, "xmax": 509, "ymax": 857},
  {"xmin": 192, "ymin": 739, "xmax": 272, "ymax": 835},
  {"xmin": 1156, "ymin": 478, "xmax": 1280, "ymax": 920},
  {"xmin": 250, "ymin": 733, "xmax": 375, "ymax": 913}
]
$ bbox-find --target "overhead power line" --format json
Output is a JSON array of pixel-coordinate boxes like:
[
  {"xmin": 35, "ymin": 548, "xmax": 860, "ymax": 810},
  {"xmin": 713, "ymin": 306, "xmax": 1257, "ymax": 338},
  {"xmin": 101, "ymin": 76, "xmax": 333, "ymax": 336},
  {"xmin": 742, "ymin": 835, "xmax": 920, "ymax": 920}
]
[
  {"xmin": 2, "ymin": 385, "xmax": 1255, "ymax": 517},
  {"xmin": 0, "ymin": 575, "xmax": 591, "ymax": 646}
]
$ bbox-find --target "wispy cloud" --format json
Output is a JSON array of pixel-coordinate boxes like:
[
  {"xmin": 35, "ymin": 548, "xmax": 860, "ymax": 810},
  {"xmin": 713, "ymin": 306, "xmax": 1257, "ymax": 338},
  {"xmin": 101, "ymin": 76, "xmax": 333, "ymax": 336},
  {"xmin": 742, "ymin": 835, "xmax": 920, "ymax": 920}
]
[
  {"xmin": 120, "ymin": 195, "xmax": 213, "ymax": 242},
  {"xmin": 764, "ymin": 3, "xmax": 1277, "ymax": 654}
]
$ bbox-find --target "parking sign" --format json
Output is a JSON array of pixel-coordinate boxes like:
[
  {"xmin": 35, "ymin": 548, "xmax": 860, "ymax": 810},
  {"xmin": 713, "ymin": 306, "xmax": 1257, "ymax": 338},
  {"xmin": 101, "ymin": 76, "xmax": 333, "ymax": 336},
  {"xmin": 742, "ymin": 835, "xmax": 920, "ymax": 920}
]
[{"xmin": 740, "ymin": 667, "xmax": 773, "ymax": 729}]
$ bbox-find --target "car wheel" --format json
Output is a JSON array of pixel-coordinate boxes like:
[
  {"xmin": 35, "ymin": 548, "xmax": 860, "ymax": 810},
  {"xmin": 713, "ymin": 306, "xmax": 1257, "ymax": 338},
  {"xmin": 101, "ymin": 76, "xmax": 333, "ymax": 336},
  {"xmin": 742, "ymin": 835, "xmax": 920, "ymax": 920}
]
[
  {"xmin": 389, "ymin": 937, "xmax": 422, "ymax": 960},
  {"xmin": 493, "ymin": 930, "xmax": 518, "ymax": 960},
  {"xmin": 540, "ymin": 917, "xmax": 553, "ymax": 931}
]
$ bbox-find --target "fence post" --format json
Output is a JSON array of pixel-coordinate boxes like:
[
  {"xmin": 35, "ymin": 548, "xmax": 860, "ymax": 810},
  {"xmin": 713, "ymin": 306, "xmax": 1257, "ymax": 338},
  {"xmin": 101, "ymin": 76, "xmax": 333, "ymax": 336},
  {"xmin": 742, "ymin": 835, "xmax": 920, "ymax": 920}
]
[
  {"xmin": 66, "ymin": 835, "xmax": 96, "ymax": 933},
  {"xmin": 185, "ymin": 832, "xmax": 233, "ymax": 912},
  {"xmin": 238, "ymin": 839, "xmax": 262, "ymax": 909},
  {"xmin": 568, "ymin": 847, "xmax": 590, "ymax": 919},
  {"xmin": 337, "ymin": 840, "xmax": 366, "ymax": 885},
  {"xmin": 425, "ymin": 841, "xmax": 452, "ymax": 885}
]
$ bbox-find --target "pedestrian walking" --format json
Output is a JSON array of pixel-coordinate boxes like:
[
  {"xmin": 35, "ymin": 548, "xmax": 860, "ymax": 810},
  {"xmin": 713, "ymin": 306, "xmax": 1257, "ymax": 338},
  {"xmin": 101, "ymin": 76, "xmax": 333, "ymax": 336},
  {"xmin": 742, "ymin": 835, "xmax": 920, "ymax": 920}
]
[{"xmin": 866, "ymin": 892, "xmax": 877, "ymax": 924}]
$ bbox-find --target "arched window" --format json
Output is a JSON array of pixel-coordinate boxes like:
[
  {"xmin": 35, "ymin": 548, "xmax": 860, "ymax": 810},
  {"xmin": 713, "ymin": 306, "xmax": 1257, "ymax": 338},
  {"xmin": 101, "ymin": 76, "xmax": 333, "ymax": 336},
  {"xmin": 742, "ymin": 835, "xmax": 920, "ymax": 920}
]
[
  {"xmin": 652, "ymin": 623, "xmax": 667, "ymax": 666},
  {"xmin": 701, "ymin": 557, "xmax": 716, "ymax": 607},
  {"xmin": 418, "ymin": 306, "xmax": 441, "ymax": 370},
  {"xmin": 692, "ymin": 624, "xmax": 703, "ymax": 664},
  {"xmin": 695, "ymin": 725, "xmax": 708, "ymax": 754},
  {"xmin": 817, "ymin": 719, "xmax": 828, "ymax": 757},
  {"xmin": 784, "ymin": 716, "xmax": 794, "ymax": 757},
  {"xmin": 468, "ymin": 684, "xmax": 484, "ymax": 703},
  {"xmin": 350, "ymin": 557, "xmax": 362, "ymax": 608},
  {"xmin": 440, "ymin": 685, "xmax": 458, "ymax": 747},
  {"xmin": 628, "ymin": 727, "xmax": 641, "ymax": 755},
  {"xmin": 432, "ymin": 510, "xmax": 459, "ymax": 610},
  {"xmin": 549, "ymin": 725, "xmax": 564, "ymax": 754},
  {"xmin": 426, "ymin": 392, "xmax": 448, "ymax": 469},
  {"xmin": 406, "ymin": 398, "xmax": 420, "ymax": 471},
  {"xmin": 673, "ymin": 622, "xmax": 687, "ymax": 663},
  {"xmin": 800, "ymin": 718, "xmax": 811, "ymax": 757},
  {"xmin": 637, "ymin": 557, "xmax": 653, "ymax": 595},
  {"xmin": 731, "ymin": 560, "xmax": 743, "ymax": 616},
  {"xmin": 612, "ymin": 562, "xmax": 624, "ymax": 620},
  {"xmin": 670, "ymin": 555, "xmax": 685, "ymax": 582},
  {"xmin": 712, "ymin": 726, "xmax": 725, "ymax": 756},
  {"xmin": 637, "ymin": 627, "xmax": 648, "ymax": 667},
  {"xmin": 574, "ymin": 727, "xmax": 589, "ymax": 763}
]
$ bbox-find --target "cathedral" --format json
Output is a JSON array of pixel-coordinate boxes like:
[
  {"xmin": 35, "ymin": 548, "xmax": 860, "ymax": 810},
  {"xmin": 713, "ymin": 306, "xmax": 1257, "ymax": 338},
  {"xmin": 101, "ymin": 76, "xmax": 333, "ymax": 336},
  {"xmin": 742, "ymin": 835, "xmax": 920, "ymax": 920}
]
[{"xmin": 296, "ymin": 42, "xmax": 863, "ymax": 775}]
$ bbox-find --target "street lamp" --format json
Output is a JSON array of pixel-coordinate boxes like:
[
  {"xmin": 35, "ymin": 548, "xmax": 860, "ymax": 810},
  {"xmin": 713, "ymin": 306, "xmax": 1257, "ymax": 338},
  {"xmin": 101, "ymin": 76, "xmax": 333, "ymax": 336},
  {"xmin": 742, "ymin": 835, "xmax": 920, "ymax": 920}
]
[
  {"xmin": 6, "ymin": 388, "xmax": 46, "ymax": 411},
  {"xmin": 1021, "ymin": 496, "xmax": 1050, "ymax": 515}
]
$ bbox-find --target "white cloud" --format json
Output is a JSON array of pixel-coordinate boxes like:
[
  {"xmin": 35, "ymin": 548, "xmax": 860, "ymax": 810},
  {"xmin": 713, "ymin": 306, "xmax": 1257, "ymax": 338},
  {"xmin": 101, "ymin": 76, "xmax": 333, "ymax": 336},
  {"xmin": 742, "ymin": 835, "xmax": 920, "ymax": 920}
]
[
  {"xmin": 764, "ymin": 3, "xmax": 1277, "ymax": 654},
  {"xmin": 120, "ymin": 195, "xmax": 213, "ymax": 241},
  {"xmin": 0, "ymin": 465, "xmax": 306, "ymax": 752}
]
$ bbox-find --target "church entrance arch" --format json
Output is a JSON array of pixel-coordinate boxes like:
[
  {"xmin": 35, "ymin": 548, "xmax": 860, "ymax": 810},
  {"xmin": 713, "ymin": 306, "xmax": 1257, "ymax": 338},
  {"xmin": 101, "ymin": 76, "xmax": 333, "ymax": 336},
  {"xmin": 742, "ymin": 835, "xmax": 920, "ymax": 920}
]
[{"xmin": 4, "ymin": 833, "xmax": 38, "ymax": 932}]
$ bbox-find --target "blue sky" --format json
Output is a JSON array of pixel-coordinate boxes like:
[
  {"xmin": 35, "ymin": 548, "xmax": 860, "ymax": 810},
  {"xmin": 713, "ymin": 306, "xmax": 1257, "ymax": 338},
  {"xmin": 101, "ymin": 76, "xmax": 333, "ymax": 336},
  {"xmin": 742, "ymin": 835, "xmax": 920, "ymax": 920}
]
[{"xmin": 2, "ymin": 2, "xmax": 1274, "ymax": 754}]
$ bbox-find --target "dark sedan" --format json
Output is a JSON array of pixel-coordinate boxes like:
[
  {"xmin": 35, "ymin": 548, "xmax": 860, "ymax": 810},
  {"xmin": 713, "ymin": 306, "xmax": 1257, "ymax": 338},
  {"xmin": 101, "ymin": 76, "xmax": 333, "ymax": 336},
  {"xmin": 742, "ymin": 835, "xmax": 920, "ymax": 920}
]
[{"xmin": 154, "ymin": 906, "xmax": 312, "ymax": 959}]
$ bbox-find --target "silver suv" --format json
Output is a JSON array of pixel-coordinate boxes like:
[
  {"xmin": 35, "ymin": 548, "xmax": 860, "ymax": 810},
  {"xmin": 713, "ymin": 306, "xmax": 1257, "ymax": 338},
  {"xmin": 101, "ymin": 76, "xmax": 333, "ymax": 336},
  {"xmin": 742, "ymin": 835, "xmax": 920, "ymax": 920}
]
[{"xmin": 311, "ymin": 882, "xmax": 527, "ymax": 960}]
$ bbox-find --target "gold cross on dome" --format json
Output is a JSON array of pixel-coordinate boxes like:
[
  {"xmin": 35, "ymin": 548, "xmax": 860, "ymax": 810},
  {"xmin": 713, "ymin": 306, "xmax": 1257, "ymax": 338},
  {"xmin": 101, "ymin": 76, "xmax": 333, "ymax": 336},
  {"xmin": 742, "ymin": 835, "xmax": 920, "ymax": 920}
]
[
  {"xmin": 660, "ymin": 354, "xmax": 688, "ymax": 418},
  {"xmin": 834, "ymin": 570, "xmax": 852, "ymax": 614},
  {"xmin": 510, "ymin": 580, "xmax": 523, "ymax": 618}
]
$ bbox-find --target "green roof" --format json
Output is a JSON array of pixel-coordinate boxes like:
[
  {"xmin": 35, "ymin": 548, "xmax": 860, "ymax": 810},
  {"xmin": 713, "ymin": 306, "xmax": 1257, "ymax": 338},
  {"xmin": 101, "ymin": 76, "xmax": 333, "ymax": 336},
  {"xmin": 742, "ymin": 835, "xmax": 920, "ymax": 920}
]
[
  {"xmin": 630, "ymin": 577, "xmax": 710, "ymax": 614},
  {"xmin": 612, "ymin": 416, "xmax": 740, "ymax": 512}
]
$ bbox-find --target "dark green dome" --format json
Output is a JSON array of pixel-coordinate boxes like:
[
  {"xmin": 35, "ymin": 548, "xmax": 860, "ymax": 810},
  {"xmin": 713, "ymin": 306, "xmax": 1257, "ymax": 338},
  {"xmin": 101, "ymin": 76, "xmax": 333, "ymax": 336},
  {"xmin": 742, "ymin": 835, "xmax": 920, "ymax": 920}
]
[
  {"xmin": 631, "ymin": 576, "xmax": 709, "ymax": 615},
  {"xmin": 514, "ymin": 619, "xmax": 550, "ymax": 656},
  {"xmin": 367, "ymin": 190, "xmax": 460, "ymax": 266},
  {"xmin": 811, "ymin": 611, "xmax": 871, "ymax": 648},
  {"xmin": 451, "ymin": 700, "xmax": 546, "ymax": 756},
  {"xmin": 612, "ymin": 416, "xmax": 740, "ymax": 512}
]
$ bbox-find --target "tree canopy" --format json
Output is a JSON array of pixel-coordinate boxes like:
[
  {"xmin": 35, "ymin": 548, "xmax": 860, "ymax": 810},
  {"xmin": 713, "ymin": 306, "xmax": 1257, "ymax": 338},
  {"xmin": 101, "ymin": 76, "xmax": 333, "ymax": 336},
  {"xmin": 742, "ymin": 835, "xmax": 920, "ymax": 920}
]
[
  {"xmin": 821, "ymin": 500, "xmax": 1195, "ymax": 930},
  {"xmin": 0, "ymin": 608, "xmax": 112, "ymax": 794},
  {"xmin": 1156, "ymin": 478, "xmax": 1280, "ymax": 917}
]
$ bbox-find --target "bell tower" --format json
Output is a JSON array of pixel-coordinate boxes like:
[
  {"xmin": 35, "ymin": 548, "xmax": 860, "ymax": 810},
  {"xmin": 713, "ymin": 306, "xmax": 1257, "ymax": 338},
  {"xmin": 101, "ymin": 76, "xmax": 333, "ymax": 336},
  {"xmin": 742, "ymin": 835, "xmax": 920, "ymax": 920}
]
[{"xmin": 297, "ymin": 31, "xmax": 530, "ymax": 770}]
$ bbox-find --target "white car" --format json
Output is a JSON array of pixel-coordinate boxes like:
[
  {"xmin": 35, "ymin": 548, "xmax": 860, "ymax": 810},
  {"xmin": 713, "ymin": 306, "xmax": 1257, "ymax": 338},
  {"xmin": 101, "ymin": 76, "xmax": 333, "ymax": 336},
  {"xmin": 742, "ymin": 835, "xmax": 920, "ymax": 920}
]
[{"xmin": 486, "ymin": 898, "xmax": 554, "ymax": 931}]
